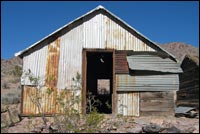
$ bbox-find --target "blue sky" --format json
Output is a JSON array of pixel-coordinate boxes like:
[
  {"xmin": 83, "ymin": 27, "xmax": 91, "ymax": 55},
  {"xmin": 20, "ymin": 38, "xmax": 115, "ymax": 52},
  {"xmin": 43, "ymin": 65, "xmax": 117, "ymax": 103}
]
[{"xmin": 1, "ymin": 1, "xmax": 199, "ymax": 59}]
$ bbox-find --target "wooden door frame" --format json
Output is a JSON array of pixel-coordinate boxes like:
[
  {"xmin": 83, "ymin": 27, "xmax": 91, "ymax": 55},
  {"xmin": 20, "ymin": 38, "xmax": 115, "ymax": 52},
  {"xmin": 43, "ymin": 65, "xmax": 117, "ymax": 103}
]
[{"xmin": 82, "ymin": 48, "xmax": 116, "ymax": 114}]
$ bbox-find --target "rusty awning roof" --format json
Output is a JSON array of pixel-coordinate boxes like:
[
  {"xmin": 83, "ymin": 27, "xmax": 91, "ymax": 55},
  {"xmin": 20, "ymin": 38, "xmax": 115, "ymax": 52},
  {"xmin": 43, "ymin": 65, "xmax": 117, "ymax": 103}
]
[{"xmin": 126, "ymin": 52, "xmax": 183, "ymax": 73}]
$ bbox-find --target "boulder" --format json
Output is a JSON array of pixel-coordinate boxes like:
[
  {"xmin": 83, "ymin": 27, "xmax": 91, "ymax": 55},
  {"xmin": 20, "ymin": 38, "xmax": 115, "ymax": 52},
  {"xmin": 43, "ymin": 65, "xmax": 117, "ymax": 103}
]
[
  {"xmin": 165, "ymin": 126, "xmax": 181, "ymax": 133},
  {"xmin": 127, "ymin": 125, "xmax": 142, "ymax": 133},
  {"xmin": 1, "ymin": 112, "xmax": 11, "ymax": 128},
  {"xmin": 142, "ymin": 123, "xmax": 162, "ymax": 133},
  {"xmin": 8, "ymin": 107, "xmax": 20, "ymax": 123}
]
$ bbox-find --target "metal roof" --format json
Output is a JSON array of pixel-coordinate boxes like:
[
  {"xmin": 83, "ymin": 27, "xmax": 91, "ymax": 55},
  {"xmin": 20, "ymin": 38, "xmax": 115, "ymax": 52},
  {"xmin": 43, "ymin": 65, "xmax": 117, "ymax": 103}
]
[
  {"xmin": 15, "ymin": 5, "xmax": 177, "ymax": 61},
  {"xmin": 127, "ymin": 52, "xmax": 183, "ymax": 73},
  {"xmin": 175, "ymin": 106, "xmax": 196, "ymax": 114}
]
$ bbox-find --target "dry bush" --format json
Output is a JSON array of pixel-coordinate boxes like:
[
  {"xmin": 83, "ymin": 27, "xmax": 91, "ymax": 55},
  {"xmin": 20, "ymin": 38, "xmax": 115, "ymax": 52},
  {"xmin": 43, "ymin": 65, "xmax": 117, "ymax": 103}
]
[{"xmin": 1, "ymin": 89, "xmax": 21, "ymax": 104}]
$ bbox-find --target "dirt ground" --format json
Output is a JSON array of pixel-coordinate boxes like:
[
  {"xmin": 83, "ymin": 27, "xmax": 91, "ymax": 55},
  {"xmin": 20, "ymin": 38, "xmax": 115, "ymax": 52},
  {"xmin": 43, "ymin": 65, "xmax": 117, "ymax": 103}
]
[{"xmin": 1, "ymin": 112, "xmax": 199, "ymax": 133}]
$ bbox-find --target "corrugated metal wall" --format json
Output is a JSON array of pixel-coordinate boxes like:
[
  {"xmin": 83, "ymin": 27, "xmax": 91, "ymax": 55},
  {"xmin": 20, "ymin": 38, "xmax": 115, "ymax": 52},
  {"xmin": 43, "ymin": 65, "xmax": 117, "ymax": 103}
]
[
  {"xmin": 22, "ymin": 12, "xmax": 161, "ymax": 115},
  {"xmin": 105, "ymin": 16, "xmax": 155, "ymax": 51},
  {"xmin": 117, "ymin": 92, "xmax": 139, "ymax": 116},
  {"xmin": 45, "ymin": 38, "xmax": 60, "ymax": 88},
  {"xmin": 57, "ymin": 25, "xmax": 83, "ymax": 89},
  {"xmin": 22, "ymin": 86, "xmax": 81, "ymax": 114},
  {"xmin": 22, "ymin": 42, "xmax": 48, "ymax": 85},
  {"xmin": 83, "ymin": 14, "xmax": 106, "ymax": 49},
  {"xmin": 116, "ymin": 74, "xmax": 179, "ymax": 91},
  {"xmin": 22, "ymin": 13, "xmax": 155, "ymax": 88},
  {"xmin": 57, "ymin": 13, "xmax": 155, "ymax": 90}
]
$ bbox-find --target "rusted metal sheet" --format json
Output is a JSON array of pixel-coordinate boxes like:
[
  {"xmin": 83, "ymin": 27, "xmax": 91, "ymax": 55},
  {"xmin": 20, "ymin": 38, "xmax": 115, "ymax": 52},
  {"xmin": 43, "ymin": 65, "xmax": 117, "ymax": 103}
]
[
  {"xmin": 45, "ymin": 38, "xmax": 60, "ymax": 88},
  {"xmin": 117, "ymin": 92, "xmax": 139, "ymax": 116},
  {"xmin": 116, "ymin": 74, "xmax": 179, "ymax": 91},
  {"xmin": 115, "ymin": 51, "xmax": 129, "ymax": 74},
  {"xmin": 22, "ymin": 86, "xmax": 81, "ymax": 115},
  {"xmin": 127, "ymin": 52, "xmax": 182, "ymax": 73}
]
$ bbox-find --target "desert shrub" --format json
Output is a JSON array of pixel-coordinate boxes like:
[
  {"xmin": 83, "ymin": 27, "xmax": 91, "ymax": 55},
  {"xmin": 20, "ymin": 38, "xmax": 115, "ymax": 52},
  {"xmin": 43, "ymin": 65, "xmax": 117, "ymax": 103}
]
[
  {"xmin": 1, "ymin": 90, "xmax": 21, "ymax": 104},
  {"xmin": 84, "ymin": 109, "xmax": 104, "ymax": 133},
  {"xmin": 12, "ymin": 65, "xmax": 22, "ymax": 78},
  {"xmin": 11, "ymin": 78, "xmax": 20, "ymax": 84},
  {"xmin": 2, "ymin": 83, "xmax": 10, "ymax": 89}
]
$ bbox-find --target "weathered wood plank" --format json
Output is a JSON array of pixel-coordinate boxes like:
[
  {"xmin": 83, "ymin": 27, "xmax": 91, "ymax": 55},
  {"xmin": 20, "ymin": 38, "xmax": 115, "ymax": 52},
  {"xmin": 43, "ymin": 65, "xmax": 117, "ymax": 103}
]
[
  {"xmin": 140, "ymin": 91, "xmax": 175, "ymax": 114},
  {"xmin": 140, "ymin": 92, "xmax": 174, "ymax": 100}
]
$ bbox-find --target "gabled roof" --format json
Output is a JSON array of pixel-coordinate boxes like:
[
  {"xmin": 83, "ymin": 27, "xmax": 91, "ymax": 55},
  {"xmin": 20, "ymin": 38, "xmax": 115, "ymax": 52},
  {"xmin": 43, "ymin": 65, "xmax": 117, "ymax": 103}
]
[{"xmin": 15, "ymin": 5, "xmax": 177, "ymax": 61}]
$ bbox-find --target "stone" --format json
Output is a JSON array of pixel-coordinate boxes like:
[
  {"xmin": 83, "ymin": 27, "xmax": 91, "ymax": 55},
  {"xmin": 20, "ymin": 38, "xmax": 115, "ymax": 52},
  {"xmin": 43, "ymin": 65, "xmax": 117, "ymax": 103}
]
[
  {"xmin": 165, "ymin": 126, "xmax": 181, "ymax": 133},
  {"xmin": 1, "ymin": 105, "xmax": 7, "ymax": 113},
  {"xmin": 111, "ymin": 125, "xmax": 117, "ymax": 130},
  {"xmin": 8, "ymin": 107, "xmax": 20, "ymax": 123},
  {"xmin": 1, "ymin": 111, "xmax": 12, "ymax": 128},
  {"xmin": 127, "ymin": 125, "xmax": 142, "ymax": 133},
  {"xmin": 150, "ymin": 118, "xmax": 164, "ymax": 126},
  {"xmin": 50, "ymin": 124, "xmax": 59, "ymax": 131},
  {"xmin": 186, "ymin": 127, "xmax": 196, "ymax": 133},
  {"xmin": 142, "ymin": 123, "xmax": 162, "ymax": 133},
  {"xmin": 31, "ymin": 127, "xmax": 42, "ymax": 133}
]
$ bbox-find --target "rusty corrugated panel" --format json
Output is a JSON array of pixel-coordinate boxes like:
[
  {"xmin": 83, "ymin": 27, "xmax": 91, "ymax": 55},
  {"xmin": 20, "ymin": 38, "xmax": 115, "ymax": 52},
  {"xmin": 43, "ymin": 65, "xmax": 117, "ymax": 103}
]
[
  {"xmin": 116, "ymin": 74, "xmax": 179, "ymax": 92},
  {"xmin": 22, "ymin": 86, "xmax": 81, "ymax": 115},
  {"xmin": 115, "ymin": 50, "xmax": 129, "ymax": 74},
  {"xmin": 45, "ymin": 38, "xmax": 60, "ymax": 88},
  {"xmin": 117, "ymin": 92, "xmax": 139, "ymax": 116}
]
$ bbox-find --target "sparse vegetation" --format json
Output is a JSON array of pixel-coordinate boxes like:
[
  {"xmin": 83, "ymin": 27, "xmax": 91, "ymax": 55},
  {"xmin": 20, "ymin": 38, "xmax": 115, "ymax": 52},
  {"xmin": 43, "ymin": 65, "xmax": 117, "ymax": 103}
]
[
  {"xmin": 12, "ymin": 65, "xmax": 22, "ymax": 78},
  {"xmin": 84, "ymin": 109, "xmax": 104, "ymax": 133},
  {"xmin": 20, "ymin": 70, "xmax": 107, "ymax": 133},
  {"xmin": 2, "ymin": 83, "xmax": 10, "ymax": 89},
  {"xmin": 1, "ymin": 89, "xmax": 21, "ymax": 104}
]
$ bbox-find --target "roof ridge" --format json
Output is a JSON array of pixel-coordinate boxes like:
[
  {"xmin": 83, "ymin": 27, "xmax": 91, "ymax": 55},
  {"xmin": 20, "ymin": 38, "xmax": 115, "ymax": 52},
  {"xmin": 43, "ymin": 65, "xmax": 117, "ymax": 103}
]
[{"xmin": 96, "ymin": 5, "xmax": 105, "ymax": 9}]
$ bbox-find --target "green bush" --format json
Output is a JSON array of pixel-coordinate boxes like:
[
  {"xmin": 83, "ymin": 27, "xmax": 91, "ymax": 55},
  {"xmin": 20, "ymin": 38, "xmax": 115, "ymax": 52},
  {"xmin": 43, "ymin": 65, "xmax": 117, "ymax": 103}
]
[
  {"xmin": 84, "ymin": 109, "xmax": 104, "ymax": 133},
  {"xmin": 12, "ymin": 65, "xmax": 22, "ymax": 78}
]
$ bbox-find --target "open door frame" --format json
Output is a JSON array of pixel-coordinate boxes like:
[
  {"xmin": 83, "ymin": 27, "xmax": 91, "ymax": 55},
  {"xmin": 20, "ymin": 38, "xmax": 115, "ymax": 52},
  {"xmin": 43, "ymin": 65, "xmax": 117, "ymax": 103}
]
[{"xmin": 82, "ymin": 48, "xmax": 116, "ymax": 114}]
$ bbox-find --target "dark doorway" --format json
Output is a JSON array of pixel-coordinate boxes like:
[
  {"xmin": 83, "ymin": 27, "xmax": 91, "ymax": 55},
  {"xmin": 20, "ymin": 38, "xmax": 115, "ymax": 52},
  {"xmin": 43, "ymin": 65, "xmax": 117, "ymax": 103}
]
[{"xmin": 86, "ymin": 52, "xmax": 113, "ymax": 114}]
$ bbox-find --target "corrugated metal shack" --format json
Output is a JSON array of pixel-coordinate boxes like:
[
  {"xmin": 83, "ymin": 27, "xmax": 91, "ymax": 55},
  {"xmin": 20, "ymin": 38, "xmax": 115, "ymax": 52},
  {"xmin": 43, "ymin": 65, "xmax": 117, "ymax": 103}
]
[
  {"xmin": 177, "ymin": 55, "xmax": 199, "ymax": 108},
  {"xmin": 15, "ymin": 5, "xmax": 182, "ymax": 116}
]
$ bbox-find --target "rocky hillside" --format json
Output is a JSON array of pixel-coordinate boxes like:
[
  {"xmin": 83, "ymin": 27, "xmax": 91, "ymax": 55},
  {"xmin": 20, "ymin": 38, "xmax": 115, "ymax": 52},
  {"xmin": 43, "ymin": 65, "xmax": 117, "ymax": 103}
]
[
  {"xmin": 1, "ymin": 57, "xmax": 22, "ymax": 90},
  {"xmin": 1, "ymin": 57, "xmax": 22, "ymax": 76},
  {"xmin": 159, "ymin": 42, "xmax": 199, "ymax": 61}
]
